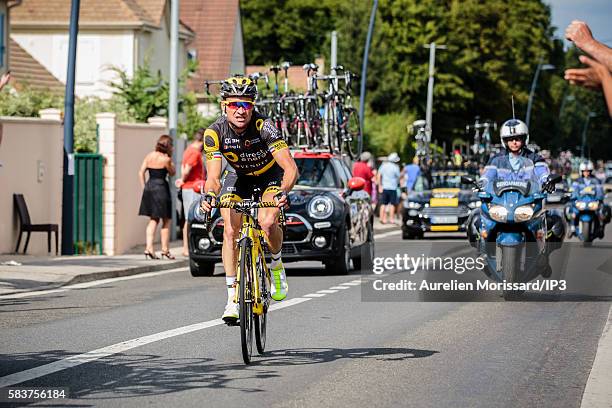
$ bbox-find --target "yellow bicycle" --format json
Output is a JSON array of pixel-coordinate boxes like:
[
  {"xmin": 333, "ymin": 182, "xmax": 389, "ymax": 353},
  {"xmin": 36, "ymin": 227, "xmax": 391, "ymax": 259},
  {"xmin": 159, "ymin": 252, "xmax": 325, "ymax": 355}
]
[{"xmin": 204, "ymin": 196, "xmax": 285, "ymax": 364}]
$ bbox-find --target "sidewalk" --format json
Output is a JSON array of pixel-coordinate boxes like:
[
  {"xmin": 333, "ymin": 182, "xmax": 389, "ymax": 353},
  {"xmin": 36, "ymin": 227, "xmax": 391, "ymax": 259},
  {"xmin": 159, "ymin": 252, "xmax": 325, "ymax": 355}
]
[
  {"xmin": 0, "ymin": 243, "xmax": 186, "ymax": 297},
  {"xmin": 0, "ymin": 223, "xmax": 399, "ymax": 297}
]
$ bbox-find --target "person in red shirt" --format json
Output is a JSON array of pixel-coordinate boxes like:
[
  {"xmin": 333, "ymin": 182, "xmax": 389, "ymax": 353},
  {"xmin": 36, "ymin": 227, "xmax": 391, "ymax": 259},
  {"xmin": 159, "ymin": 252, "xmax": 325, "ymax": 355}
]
[
  {"xmin": 175, "ymin": 128, "xmax": 206, "ymax": 256},
  {"xmin": 352, "ymin": 151, "xmax": 375, "ymax": 196}
]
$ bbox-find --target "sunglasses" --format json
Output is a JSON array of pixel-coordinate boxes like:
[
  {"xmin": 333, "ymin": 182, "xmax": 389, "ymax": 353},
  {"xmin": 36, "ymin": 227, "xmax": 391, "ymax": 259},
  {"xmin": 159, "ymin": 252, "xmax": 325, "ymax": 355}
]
[
  {"xmin": 505, "ymin": 136, "xmax": 525, "ymax": 142},
  {"xmin": 225, "ymin": 101, "xmax": 254, "ymax": 110}
]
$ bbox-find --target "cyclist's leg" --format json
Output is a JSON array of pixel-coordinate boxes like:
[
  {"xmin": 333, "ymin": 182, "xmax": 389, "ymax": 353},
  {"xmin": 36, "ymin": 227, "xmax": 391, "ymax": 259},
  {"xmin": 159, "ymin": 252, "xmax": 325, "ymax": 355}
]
[
  {"xmin": 219, "ymin": 172, "xmax": 244, "ymax": 321},
  {"xmin": 258, "ymin": 176, "xmax": 288, "ymax": 300}
]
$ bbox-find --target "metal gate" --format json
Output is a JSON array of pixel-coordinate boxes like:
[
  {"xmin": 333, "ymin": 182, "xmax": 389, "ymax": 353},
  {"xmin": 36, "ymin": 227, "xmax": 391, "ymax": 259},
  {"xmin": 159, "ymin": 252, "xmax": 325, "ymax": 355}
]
[{"xmin": 73, "ymin": 153, "xmax": 103, "ymax": 254}]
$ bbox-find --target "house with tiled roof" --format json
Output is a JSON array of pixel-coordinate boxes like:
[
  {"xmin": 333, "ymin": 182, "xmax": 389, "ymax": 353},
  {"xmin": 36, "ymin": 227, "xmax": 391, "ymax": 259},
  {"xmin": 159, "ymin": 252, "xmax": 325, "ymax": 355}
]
[
  {"xmin": 9, "ymin": 38, "xmax": 65, "ymax": 92},
  {"xmin": 180, "ymin": 0, "xmax": 244, "ymax": 115},
  {"xmin": 10, "ymin": 0, "xmax": 195, "ymax": 98}
]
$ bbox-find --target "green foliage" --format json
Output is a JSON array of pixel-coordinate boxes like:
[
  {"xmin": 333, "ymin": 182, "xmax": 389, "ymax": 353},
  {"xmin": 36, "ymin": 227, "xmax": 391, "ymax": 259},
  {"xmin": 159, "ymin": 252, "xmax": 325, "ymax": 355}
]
[
  {"xmin": 0, "ymin": 85, "xmax": 63, "ymax": 116},
  {"xmin": 109, "ymin": 62, "xmax": 169, "ymax": 121},
  {"xmin": 363, "ymin": 111, "xmax": 416, "ymax": 161},
  {"xmin": 74, "ymin": 96, "xmax": 134, "ymax": 152}
]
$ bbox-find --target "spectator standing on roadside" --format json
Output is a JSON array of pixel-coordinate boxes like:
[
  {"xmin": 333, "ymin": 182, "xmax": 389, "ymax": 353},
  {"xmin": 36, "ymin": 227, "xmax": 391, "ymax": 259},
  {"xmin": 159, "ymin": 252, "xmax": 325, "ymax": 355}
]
[
  {"xmin": 402, "ymin": 156, "xmax": 421, "ymax": 193},
  {"xmin": 352, "ymin": 151, "xmax": 375, "ymax": 197},
  {"xmin": 377, "ymin": 152, "xmax": 401, "ymax": 224},
  {"xmin": 175, "ymin": 129, "xmax": 206, "ymax": 257},
  {"xmin": 138, "ymin": 135, "xmax": 176, "ymax": 260},
  {"xmin": 564, "ymin": 21, "xmax": 612, "ymax": 117}
]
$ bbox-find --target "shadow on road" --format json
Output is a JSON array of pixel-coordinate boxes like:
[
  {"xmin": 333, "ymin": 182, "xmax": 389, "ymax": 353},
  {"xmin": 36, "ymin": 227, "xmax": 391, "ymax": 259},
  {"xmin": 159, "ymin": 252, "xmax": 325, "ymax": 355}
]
[{"xmin": 0, "ymin": 347, "xmax": 438, "ymax": 402}]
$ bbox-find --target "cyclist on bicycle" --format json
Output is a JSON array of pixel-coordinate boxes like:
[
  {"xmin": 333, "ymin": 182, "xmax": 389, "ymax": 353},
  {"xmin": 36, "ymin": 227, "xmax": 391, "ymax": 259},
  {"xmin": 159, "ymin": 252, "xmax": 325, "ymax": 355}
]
[{"xmin": 200, "ymin": 75, "xmax": 299, "ymax": 323}]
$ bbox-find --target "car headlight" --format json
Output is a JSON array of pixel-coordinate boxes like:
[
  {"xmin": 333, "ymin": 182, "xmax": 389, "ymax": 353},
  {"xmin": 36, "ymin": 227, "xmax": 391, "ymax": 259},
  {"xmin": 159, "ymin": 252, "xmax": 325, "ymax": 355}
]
[
  {"xmin": 403, "ymin": 201, "xmax": 422, "ymax": 209},
  {"xmin": 576, "ymin": 201, "xmax": 587, "ymax": 210},
  {"xmin": 308, "ymin": 196, "xmax": 334, "ymax": 219},
  {"xmin": 468, "ymin": 201, "xmax": 481, "ymax": 209},
  {"xmin": 514, "ymin": 205, "xmax": 534, "ymax": 222},
  {"xmin": 488, "ymin": 205, "xmax": 508, "ymax": 222},
  {"xmin": 587, "ymin": 201, "xmax": 599, "ymax": 210}
]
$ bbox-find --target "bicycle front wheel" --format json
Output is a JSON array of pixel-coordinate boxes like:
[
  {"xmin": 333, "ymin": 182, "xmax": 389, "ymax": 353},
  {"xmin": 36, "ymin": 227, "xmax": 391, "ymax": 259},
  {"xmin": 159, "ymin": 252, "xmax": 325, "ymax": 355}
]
[
  {"xmin": 254, "ymin": 249, "xmax": 269, "ymax": 354},
  {"xmin": 239, "ymin": 238, "xmax": 254, "ymax": 364}
]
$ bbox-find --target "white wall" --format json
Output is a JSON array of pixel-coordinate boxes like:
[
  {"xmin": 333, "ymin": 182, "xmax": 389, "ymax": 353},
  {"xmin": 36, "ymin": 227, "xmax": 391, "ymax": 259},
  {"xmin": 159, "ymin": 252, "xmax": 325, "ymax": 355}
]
[
  {"xmin": 12, "ymin": 30, "xmax": 135, "ymax": 99},
  {"xmin": 137, "ymin": 17, "xmax": 188, "ymax": 81}
]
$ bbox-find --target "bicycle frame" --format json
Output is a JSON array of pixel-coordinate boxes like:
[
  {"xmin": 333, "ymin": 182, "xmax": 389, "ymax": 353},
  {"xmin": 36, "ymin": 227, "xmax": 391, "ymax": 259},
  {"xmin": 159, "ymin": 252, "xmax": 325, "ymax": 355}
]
[{"xmin": 235, "ymin": 207, "xmax": 270, "ymax": 316}]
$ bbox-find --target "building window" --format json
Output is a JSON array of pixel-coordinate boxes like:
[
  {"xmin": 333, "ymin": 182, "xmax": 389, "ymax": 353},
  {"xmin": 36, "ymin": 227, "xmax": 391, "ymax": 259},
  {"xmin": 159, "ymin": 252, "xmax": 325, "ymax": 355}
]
[{"xmin": 0, "ymin": 13, "xmax": 5, "ymax": 68}]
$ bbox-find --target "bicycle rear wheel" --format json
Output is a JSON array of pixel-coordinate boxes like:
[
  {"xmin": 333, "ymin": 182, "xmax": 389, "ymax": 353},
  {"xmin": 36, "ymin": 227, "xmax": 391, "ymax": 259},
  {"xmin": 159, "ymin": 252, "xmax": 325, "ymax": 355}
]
[
  {"xmin": 239, "ymin": 239, "xmax": 254, "ymax": 364},
  {"xmin": 342, "ymin": 107, "xmax": 361, "ymax": 160},
  {"xmin": 254, "ymin": 250, "xmax": 269, "ymax": 354}
]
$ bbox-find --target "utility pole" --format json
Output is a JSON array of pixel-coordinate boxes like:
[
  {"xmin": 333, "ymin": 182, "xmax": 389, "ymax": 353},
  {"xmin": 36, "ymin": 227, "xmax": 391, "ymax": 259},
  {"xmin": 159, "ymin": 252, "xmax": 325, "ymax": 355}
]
[
  {"xmin": 169, "ymin": 0, "xmax": 179, "ymax": 239},
  {"xmin": 331, "ymin": 30, "xmax": 337, "ymax": 74},
  {"xmin": 423, "ymin": 42, "xmax": 446, "ymax": 140},
  {"xmin": 359, "ymin": 0, "xmax": 378, "ymax": 158},
  {"xmin": 61, "ymin": 0, "xmax": 80, "ymax": 255}
]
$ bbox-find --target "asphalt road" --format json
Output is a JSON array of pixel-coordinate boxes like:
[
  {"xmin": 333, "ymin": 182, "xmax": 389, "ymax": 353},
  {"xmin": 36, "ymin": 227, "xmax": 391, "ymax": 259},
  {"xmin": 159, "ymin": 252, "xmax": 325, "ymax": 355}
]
[{"xmin": 1, "ymin": 222, "xmax": 611, "ymax": 407}]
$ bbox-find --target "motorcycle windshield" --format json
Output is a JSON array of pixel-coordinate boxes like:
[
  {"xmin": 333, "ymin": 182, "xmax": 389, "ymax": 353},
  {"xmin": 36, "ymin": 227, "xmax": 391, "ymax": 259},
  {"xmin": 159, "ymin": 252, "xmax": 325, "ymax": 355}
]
[{"xmin": 487, "ymin": 158, "xmax": 541, "ymax": 196}]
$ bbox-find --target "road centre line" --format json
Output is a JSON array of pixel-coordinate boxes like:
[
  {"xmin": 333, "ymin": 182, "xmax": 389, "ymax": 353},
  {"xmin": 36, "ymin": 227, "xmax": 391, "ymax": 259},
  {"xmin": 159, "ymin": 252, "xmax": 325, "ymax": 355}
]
[
  {"xmin": 329, "ymin": 286, "xmax": 350, "ymax": 290},
  {"xmin": 317, "ymin": 289, "xmax": 338, "ymax": 294},
  {"xmin": 303, "ymin": 293, "xmax": 326, "ymax": 298},
  {"xmin": 0, "ymin": 297, "xmax": 311, "ymax": 388}
]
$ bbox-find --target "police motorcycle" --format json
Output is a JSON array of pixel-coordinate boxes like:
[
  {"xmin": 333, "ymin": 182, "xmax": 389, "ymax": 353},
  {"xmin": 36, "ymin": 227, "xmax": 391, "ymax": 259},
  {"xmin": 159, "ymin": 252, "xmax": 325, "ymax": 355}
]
[
  {"xmin": 565, "ymin": 161, "xmax": 611, "ymax": 245},
  {"xmin": 463, "ymin": 164, "xmax": 561, "ymax": 299}
]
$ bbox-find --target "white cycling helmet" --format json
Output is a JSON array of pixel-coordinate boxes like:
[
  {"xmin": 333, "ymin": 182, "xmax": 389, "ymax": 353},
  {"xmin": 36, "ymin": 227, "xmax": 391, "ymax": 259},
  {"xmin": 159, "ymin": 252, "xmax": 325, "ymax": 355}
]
[
  {"xmin": 579, "ymin": 161, "xmax": 594, "ymax": 172},
  {"xmin": 500, "ymin": 119, "xmax": 529, "ymax": 149}
]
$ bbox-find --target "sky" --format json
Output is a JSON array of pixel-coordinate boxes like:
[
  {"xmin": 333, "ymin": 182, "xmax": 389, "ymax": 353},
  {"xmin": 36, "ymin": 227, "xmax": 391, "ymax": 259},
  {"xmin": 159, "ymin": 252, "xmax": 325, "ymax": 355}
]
[{"xmin": 546, "ymin": 0, "xmax": 612, "ymax": 47}]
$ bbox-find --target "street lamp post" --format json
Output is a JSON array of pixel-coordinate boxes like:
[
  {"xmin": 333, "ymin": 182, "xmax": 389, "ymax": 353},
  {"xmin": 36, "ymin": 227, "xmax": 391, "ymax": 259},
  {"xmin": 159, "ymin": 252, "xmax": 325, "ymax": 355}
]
[
  {"xmin": 359, "ymin": 0, "xmax": 378, "ymax": 158},
  {"xmin": 525, "ymin": 58, "xmax": 555, "ymax": 128},
  {"xmin": 580, "ymin": 111, "xmax": 597, "ymax": 158}
]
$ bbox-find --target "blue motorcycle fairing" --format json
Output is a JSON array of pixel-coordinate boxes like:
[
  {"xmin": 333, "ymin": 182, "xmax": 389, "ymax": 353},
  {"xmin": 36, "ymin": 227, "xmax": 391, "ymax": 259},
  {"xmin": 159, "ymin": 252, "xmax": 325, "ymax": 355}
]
[
  {"xmin": 496, "ymin": 232, "xmax": 525, "ymax": 246},
  {"xmin": 579, "ymin": 213, "xmax": 593, "ymax": 222}
]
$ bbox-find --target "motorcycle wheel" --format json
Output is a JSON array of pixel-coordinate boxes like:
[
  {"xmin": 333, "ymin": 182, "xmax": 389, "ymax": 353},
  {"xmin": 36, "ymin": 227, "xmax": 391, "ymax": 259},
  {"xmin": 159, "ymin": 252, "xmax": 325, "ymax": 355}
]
[
  {"xmin": 501, "ymin": 245, "xmax": 522, "ymax": 301},
  {"xmin": 580, "ymin": 220, "xmax": 592, "ymax": 247}
]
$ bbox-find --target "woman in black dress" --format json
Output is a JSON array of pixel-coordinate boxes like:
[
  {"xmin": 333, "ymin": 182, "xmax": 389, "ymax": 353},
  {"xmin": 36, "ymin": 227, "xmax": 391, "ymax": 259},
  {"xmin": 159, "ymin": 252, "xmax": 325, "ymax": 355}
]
[{"xmin": 138, "ymin": 135, "xmax": 176, "ymax": 259}]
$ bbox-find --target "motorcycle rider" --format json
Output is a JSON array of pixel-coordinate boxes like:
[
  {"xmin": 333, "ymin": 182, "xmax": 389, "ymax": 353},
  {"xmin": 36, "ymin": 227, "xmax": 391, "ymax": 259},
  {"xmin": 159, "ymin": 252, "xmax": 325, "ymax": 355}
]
[
  {"xmin": 567, "ymin": 161, "xmax": 611, "ymax": 238},
  {"xmin": 469, "ymin": 119, "xmax": 561, "ymax": 277}
]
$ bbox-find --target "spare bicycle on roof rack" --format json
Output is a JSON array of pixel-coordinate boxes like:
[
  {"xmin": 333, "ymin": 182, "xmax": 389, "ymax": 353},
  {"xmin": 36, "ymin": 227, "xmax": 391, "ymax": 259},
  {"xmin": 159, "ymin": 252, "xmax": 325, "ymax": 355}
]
[{"xmin": 203, "ymin": 62, "xmax": 362, "ymax": 160}]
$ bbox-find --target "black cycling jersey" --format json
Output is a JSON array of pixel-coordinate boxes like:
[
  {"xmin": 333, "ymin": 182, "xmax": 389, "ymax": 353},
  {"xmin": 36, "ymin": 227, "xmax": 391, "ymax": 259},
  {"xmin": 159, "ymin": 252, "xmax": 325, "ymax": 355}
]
[{"xmin": 203, "ymin": 112, "xmax": 288, "ymax": 176}]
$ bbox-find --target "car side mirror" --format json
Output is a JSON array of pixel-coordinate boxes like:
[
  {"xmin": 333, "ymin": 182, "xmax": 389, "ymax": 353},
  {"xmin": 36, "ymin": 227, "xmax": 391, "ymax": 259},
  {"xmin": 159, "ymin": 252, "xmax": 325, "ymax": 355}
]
[
  {"xmin": 348, "ymin": 177, "xmax": 366, "ymax": 191},
  {"xmin": 342, "ymin": 177, "xmax": 366, "ymax": 198}
]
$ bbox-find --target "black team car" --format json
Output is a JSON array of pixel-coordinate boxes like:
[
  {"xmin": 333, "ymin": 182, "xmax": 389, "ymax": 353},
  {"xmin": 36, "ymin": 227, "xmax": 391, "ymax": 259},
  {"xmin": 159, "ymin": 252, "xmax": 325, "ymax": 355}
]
[{"xmin": 187, "ymin": 150, "xmax": 374, "ymax": 275}]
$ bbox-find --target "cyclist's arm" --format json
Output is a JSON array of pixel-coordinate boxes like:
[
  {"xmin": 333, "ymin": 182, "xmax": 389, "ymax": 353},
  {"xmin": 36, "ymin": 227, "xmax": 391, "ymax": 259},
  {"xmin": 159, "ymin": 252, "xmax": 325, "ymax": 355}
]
[
  {"xmin": 261, "ymin": 118, "xmax": 298, "ymax": 193},
  {"xmin": 273, "ymin": 148, "xmax": 298, "ymax": 193},
  {"xmin": 203, "ymin": 128, "xmax": 223, "ymax": 195}
]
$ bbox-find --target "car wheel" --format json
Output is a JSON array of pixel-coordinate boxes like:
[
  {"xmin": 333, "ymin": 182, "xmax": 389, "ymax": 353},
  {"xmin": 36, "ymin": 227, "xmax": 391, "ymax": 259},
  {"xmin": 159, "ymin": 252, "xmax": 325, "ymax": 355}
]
[
  {"xmin": 353, "ymin": 223, "xmax": 374, "ymax": 272},
  {"xmin": 189, "ymin": 258, "xmax": 216, "ymax": 277},
  {"xmin": 402, "ymin": 230, "xmax": 413, "ymax": 240},
  {"xmin": 326, "ymin": 226, "xmax": 351, "ymax": 275}
]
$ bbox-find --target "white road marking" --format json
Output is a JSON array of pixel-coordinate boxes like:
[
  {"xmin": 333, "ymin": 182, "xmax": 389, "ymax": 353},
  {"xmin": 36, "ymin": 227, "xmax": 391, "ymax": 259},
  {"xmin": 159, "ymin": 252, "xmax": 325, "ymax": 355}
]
[
  {"xmin": 317, "ymin": 289, "xmax": 338, "ymax": 294},
  {"xmin": 0, "ymin": 297, "xmax": 311, "ymax": 388},
  {"xmin": 303, "ymin": 293, "xmax": 326, "ymax": 298},
  {"xmin": 0, "ymin": 268, "xmax": 186, "ymax": 300},
  {"xmin": 341, "ymin": 282, "xmax": 362, "ymax": 286},
  {"xmin": 329, "ymin": 286, "xmax": 350, "ymax": 290},
  {"xmin": 581, "ymin": 304, "xmax": 612, "ymax": 408}
]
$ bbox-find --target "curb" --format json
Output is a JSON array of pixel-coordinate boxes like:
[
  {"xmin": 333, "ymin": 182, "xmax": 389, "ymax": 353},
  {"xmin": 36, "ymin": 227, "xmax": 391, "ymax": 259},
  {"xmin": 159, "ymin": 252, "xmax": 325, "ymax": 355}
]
[{"xmin": 0, "ymin": 259, "xmax": 188, "ymax": 297}]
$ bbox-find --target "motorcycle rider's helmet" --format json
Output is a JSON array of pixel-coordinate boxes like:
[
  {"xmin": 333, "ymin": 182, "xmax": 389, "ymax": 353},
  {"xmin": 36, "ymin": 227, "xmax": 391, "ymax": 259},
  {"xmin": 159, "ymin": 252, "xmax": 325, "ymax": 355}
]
[
  {"xmin": 220, "ymin": 75, "xmax": 258, "ymax": 100},
  {"xmin": 579, "ymin": 161, "xmax": 594, "ymax": 173},
  {"xmin": 499, "ymin": 119, "xmax": 529, "ymax": 149}
]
